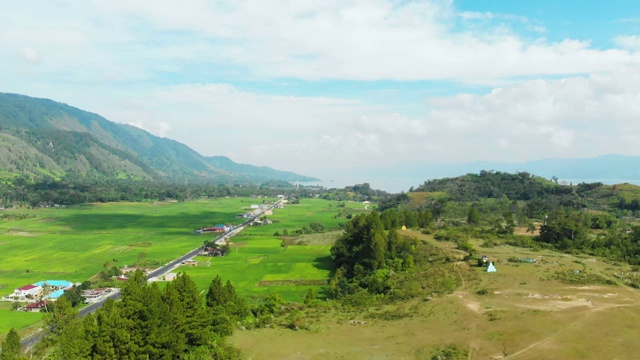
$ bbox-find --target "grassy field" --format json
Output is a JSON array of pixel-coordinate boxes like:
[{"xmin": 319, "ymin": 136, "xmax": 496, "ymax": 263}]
[
  {"xmin": 0, "ymin": 197, "xmax": 366, "ymax": 336},
  {"xmin": 230, "ymin": 229, "xmax": 640, "ymax": 360},
  {"xmin": 0, "ymin": 302, "xmax": 42, "ymax": 337},
  {"xmin": 178, "ymin": 200, "xmax": 367, "ymax": 302}
]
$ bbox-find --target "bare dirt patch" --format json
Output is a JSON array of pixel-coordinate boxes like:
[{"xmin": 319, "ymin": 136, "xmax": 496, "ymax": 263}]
[
  {"xmin": 7, "ymin": 231, "xmax": 37, "ymax": 237},
  {"xmin": 513, "ymin": 226, "xmax": 539, "ymax": 236},
  {"xmin": 257, "ymin": 279, "xmax": 328, "ymax": 287},
  {"xmin": 456, "ymin": 292, "xmax": 484, "ymax": 313}
]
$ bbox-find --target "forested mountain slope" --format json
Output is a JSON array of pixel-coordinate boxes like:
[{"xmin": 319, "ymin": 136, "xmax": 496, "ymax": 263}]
[{"xmin": 0, "ymin": 93, "xmax": 317, "ymax": 183}]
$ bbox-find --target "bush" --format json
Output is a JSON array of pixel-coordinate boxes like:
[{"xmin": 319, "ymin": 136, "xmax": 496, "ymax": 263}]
[{"xmin": 476, "ymin": 289, "xmax": 489, "ymax": 296}]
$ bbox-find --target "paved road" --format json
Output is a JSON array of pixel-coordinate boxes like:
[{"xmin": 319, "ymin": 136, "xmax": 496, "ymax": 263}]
[{"xmin": 21, "ymin": 200, "xmax": 281, "ymax": 350}]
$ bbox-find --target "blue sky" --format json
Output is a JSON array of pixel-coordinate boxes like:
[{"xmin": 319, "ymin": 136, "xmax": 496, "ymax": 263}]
[{"xmin": 2, "ymin": 0, "xmax": 640, "ymax": 190}]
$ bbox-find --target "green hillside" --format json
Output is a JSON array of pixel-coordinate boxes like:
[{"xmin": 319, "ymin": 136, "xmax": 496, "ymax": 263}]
[{"xmin": 0, "ymin": 93, "xmax": 317, "ymax": 183}]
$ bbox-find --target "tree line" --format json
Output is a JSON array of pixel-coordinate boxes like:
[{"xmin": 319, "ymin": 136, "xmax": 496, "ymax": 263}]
[{"xmin": 35, "ymin": 271, "xmax": 245, "ymax": 359}]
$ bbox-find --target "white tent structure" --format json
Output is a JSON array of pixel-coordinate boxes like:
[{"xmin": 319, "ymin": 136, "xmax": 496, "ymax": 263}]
[{"xmin": 486, "ymin": 262, "xmax": 497, "ymax": 272}]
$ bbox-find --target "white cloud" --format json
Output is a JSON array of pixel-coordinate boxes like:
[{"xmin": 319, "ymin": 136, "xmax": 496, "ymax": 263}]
[
  {"xmin": 89, "ymin": 83, "xmax": 432, "ymax": 176},
  {"xmin": 424, "ymin": 70, "xmax": 640, "ymax": 161},
  {"xmin": 614, "ymin": 35, "xmax": 640, "ymax": 50},
  {"xmin": 1, "ymin": 0, "xmax": 637, "ymax": 85},
  {"xmin": 83, "ymin": 69, "xmax": 640, "ymax": 178}
]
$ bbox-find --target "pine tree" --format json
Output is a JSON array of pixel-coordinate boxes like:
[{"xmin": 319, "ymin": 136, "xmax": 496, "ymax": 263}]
[
  {"xmin": 166, "ymin": 273, "xmax": 211, "ymax": 351},
  {"xmin": 0, "ymin": 328, "xmax": 22, "ymax": 360},
  {"xmin": 142, "ymin": 283, "xmax": 172, "ymax": 359},
  {"xmin": 58, "ymin": 317, "xmax": 91, "ymax": 360},
  {"xmin": 118, "ymin": 270, "xmax": 148, "ymax": 358},
  {"xmin": 44, "ymin": 296, "xmax": 78, "ymax": 339},
  {"xmin": 93, "ymin": 299, "xmax": 131, "ymax": 360},
  {"xmin": 205, "ymin": 276, "xmax": 229, "ymax": 308}
]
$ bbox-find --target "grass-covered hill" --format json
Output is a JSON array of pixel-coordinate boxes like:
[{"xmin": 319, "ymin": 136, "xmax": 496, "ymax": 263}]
[
  {"xmin": 0, "ymin": 93, "xmax": 317, "ymax": 183},
  {"xmin": 380, "ymin": 171, "xmax": 640, "ymax": 212}
]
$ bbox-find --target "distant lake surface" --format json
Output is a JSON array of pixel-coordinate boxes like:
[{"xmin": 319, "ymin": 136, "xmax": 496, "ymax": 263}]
[{"xmin": 559, "ymin": 179, "xmax": 640, "ymax": 185}]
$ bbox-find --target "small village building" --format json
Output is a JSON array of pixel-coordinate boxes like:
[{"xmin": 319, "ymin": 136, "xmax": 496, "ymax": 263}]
[
  {"xmin": 24, "ymin": 300, "xmax": 47, "ymax": 312},
  {"xmin": 13, "ymin": 285, "xmax": 42, "ymax": 299},
  {"xmin": 263, "ymin": 210, "xmax": 273, "ymax": 216},
  {"xmin": 82, "ymin": 288, "xmax": 110, "ymax": 301},
  {"xmin": 182, "ymin": 259, "xmax": 197, "ymax": 266},
  {"xmin": 197, "ymin": 224, "xmax": 230, "ymax": 233},
  {"xmin": 250, "ymin": 205, "xmax": 260, "ymax": 209},
  {"xmin": 164, "ymin": 273, "xmax": 178, "ymax": 281}
]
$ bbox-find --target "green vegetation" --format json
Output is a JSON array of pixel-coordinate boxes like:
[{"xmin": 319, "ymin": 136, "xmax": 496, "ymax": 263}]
[
  {"xmin": 6, "ymin": 169, "xmax": 640, "ymax": 359},
  {"xmin": 330, "ymin": 212, "xmax": 418, "ymax": 297},
  {"xmin": 39, "ymin": 271, "xmax": 239, "ymax": 359},
  {"xmin": 179, "ymin": 199, "xmax": 367, "ymax": 302},
  {"xmin": 377, "ymin": 171, "xmax": 640, "ymax": 268},
  {"xmin": 0, "ymin": 328, "xmax": 24, "ymax": 360},
  {"xmin": 0, "ymin": 197, "xmax": 367, "ymax": 339},
  {"xmin": 0, "ymin": 92, "xmax": 317, "ymax": 185},
  {"xmin": 0, "ymin": 303, "xmax": 42, "ymax": 337}
]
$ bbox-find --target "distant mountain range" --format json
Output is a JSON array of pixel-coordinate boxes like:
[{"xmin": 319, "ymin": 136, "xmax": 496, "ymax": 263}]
[{"xmin": 0, "ymin": 93, "xmax": 317, "ymax": 183}]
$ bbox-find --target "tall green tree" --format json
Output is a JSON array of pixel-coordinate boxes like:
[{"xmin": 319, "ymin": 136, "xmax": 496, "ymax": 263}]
[
  {"xmin": 0, "ymin": 328, "xmax": 23, "ymax": 360},
  {"xmin": 166, "ymin": 274, "xmax": 211, "ymax": 351},
  {"xmin": 467, "ymin": 207, "xmax": 481, "ymax": 225},
  {"xmin": 44, "ymin": 296, "xmax": 78, "ymax": 339},
  {"xmin": 58, "ymin": 317, "xmax": 91, "ymax": 360}
]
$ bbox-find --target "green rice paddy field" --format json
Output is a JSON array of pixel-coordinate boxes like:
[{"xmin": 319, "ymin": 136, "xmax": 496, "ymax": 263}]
[
  {"xmin": 180, "ymin": 198, "xmax": 367, "ymax": 302},
  {"xmin": 0, "ymin": 198, "xmax": 365, "ymax": 336}
]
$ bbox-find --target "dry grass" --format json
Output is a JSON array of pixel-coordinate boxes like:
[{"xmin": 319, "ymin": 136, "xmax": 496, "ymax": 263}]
[{"xmin": 231, "ymin": 237, "xmax": 640, "ymax": 360}]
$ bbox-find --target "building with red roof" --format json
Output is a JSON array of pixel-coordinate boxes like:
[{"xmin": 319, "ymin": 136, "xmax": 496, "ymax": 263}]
[{"xmin": 12, "ymin": 284, "xmax": 42, "ymax": 299}]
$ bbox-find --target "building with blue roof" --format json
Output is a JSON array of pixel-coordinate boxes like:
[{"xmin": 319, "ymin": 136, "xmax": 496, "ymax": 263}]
[
  {"xmin": 33, "ymin": 280, "xmax": 73, "ymax": 289},
  {"xmin": 45, "ymin": 289, "xmax": 65, "ymax": 299}
]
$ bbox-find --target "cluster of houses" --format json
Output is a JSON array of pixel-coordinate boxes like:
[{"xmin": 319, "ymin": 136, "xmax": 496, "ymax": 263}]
[
  {"xmin": 250, "ymin": 218, "xmax": 273, "ymax": 226},
  {"xmin": 195, "ymin": 200, "xmax": 285, "ymax": 235},
  {"xmin": 235, "ymin": 213, "xmax": 253, "ymax": 219},
  {"xmin": 194, "ymin": 224, "xmax": 233, "ymax": 234},
  {"xmin": 7, "ymin": 280, "xmax": 75, "ymax": 302},
  {"xmin": 200, "ymin": 238, "xmax": 229, "ymax": 257},
  {"xmin": 3, "ymin": 280, "xmax": 77, "ymax": 312}
]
